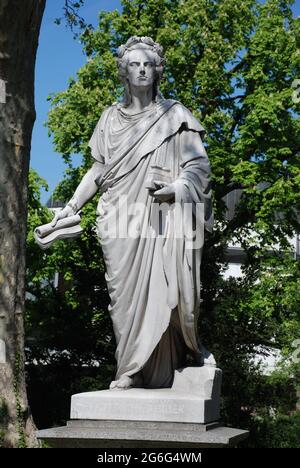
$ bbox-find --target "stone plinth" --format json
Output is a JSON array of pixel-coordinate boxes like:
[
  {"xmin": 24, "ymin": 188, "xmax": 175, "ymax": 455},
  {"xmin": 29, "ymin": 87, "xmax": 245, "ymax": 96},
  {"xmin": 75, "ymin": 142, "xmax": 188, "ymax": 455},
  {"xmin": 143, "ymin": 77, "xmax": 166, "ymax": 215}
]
[
  {"xmin": 71, "ymin": 367, "xmax": 222, "ymax": 424},
  {"xmin": 37, "ymin": 420, "xmax": 249, "ymax": 448}
]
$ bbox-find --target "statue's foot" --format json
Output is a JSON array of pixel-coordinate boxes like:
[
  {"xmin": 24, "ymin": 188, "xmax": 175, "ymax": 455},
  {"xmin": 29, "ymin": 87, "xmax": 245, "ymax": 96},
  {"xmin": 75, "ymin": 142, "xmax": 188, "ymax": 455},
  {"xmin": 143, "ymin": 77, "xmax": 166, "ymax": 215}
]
[
  {"xmin": 203, "ymin": 352, "xmax": 216, "ymax": 367},
  {"xmin": 109, "ymin": 375, "xmax": 133, "ymax": 390},
  {"xmin": 199, "ymin": 344, "xmax": 216, "ymax": 367}
]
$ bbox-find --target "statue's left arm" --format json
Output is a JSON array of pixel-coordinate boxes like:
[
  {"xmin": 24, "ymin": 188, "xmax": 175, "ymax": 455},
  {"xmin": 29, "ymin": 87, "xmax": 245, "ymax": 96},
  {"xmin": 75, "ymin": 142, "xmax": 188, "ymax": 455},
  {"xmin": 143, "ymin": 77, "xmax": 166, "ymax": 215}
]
[
  {"xmin": 176, "ymin": 128, "xmax": 214, "ymax": 232},
  {"xmin": 151, "ymin": 128, "xmax": 214, "ymax": 232}
]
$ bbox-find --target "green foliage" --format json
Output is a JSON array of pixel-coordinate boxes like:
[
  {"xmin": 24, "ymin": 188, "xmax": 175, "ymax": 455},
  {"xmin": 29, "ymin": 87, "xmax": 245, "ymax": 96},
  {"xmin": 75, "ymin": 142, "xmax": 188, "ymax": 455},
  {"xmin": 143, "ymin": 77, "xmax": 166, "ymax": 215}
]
[
  {"xmin": 26, "ymin": 0, "xmax": 300, "ymax": 446},
  {"xmin": 245, "ymin": 412, "xmax": 300, "ymax": 448}
]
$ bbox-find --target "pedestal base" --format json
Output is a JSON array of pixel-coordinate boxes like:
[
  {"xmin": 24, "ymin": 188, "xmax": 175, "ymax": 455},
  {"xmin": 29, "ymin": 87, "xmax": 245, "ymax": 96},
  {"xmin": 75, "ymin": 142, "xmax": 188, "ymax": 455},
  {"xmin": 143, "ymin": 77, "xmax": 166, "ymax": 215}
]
[
  {"xmin": 38, "ymin": 420, "xmax": 249, "ymax": 448},
  {"xmin": 37, "ymin": 367, "xmax": 249, "ymax": 448}
]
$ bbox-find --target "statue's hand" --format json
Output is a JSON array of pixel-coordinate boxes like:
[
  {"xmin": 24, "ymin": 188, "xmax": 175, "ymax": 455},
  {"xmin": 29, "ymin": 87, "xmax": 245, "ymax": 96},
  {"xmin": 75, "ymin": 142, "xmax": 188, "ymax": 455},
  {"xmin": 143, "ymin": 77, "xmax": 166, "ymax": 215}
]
[
  {"xmin": 148, "ymin": 180, "xmax": 175, "ymax": 202},
  {"xmin": 51, "ymin": 204, "xmax": 75, "ymax": 227}
]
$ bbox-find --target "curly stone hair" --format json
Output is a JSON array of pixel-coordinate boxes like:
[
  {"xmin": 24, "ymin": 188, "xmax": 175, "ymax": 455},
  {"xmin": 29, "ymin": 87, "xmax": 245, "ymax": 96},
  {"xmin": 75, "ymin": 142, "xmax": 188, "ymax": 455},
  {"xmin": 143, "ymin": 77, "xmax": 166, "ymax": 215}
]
[{"xmin": 117, "ymin": 36, "xmax": 165, "ymax": 107}]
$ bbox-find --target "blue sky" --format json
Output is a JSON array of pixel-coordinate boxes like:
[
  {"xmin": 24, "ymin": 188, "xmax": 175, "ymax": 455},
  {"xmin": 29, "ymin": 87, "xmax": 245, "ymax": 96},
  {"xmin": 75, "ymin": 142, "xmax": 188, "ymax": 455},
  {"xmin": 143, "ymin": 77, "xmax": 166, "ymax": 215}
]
[
  {"xmin": 31, "ymin": 0, "xmax": 121, "ymax": 203},
  {"xmin": 31, "ymin": 0, "xmax": 300, "ymax": 204}
]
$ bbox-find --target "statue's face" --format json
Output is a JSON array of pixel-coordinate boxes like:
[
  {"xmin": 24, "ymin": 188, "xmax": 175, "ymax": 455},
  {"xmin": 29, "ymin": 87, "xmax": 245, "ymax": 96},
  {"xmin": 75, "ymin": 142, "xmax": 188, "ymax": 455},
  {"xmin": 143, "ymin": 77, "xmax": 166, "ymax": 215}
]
[{"xmin": 126, "ymin": 48, "xmax": 156, "ymax": 89}]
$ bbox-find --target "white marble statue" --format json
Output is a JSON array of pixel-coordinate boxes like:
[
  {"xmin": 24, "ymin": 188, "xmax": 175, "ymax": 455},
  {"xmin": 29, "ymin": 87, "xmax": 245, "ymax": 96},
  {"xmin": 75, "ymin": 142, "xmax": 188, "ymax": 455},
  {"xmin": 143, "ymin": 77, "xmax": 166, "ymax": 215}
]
[{"xmin": 50, "ymin": 36, "xmax": 215, "ymax": 390}]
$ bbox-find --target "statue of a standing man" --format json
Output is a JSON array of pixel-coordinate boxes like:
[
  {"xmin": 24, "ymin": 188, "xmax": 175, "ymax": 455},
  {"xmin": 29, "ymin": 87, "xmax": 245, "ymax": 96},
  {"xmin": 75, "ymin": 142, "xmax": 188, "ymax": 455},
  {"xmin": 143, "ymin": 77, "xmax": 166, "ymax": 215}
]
[{"xmin": 51, "ymin": 36, "xmax": 215, "ymax": 390}]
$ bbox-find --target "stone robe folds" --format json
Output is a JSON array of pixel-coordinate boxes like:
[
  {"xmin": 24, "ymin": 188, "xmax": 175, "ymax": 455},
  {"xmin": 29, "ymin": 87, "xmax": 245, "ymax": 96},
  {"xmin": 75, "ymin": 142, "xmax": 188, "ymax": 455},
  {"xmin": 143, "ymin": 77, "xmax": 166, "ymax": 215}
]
[{"xmin": 89, "ymin": 99, "xmax": 213, "ymax": 388}]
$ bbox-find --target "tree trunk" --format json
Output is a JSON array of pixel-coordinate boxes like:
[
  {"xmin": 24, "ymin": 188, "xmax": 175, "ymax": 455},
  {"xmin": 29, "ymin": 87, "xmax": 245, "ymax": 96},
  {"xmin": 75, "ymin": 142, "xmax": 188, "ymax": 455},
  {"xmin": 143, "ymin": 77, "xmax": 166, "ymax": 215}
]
[{"xmin": 0, "ymin": 0, "xmax": 46, "ymax": 448}]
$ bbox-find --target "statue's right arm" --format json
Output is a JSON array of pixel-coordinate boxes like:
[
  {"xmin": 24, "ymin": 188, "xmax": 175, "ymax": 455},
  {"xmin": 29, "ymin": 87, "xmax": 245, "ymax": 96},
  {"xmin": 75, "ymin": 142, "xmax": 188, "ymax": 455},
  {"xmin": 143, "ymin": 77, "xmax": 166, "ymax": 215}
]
[{"xmin": 51, "ymin": 161, "xmax": 102, "ymax": 227}]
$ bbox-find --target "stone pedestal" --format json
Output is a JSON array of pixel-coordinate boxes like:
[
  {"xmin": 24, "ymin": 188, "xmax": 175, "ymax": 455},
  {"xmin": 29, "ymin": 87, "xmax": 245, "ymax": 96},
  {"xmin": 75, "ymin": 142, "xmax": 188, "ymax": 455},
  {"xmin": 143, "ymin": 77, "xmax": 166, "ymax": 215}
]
[
  {"xmin": 37, "ymin": 367, "xmax": 249, "ymax": 448},
  {"xmin": 71, "ymin": 367, "xmax": 222, "ymax": 424},
  {"xmin": 37, "ymin": 420, "xmax": 249, "ymax": 448}
]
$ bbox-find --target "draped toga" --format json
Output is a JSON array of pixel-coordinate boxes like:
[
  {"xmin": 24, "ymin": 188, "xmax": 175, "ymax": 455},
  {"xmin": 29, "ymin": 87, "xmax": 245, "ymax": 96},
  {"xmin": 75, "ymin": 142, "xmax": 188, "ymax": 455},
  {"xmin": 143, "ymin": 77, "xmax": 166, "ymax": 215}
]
[{"xmin": 88, "ymin": 98, "xmax": 213, "ymax": 388}]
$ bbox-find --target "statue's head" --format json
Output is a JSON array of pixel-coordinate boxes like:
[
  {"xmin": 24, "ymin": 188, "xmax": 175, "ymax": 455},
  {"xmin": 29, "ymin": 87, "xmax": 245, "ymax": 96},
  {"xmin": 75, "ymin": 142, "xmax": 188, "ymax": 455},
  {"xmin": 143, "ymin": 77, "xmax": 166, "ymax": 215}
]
[{"xmin": 117, "ymin": 36, "xmax": 165, "ymax": 106}]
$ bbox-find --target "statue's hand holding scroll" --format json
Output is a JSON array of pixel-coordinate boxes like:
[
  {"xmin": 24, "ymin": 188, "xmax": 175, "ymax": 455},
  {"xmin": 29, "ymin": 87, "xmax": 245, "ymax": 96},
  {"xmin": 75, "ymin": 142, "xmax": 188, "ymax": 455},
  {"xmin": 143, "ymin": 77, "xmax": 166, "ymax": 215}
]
[{"xmin": 51, "ymin": 200, "xmax": 77, "ymax": 228}]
